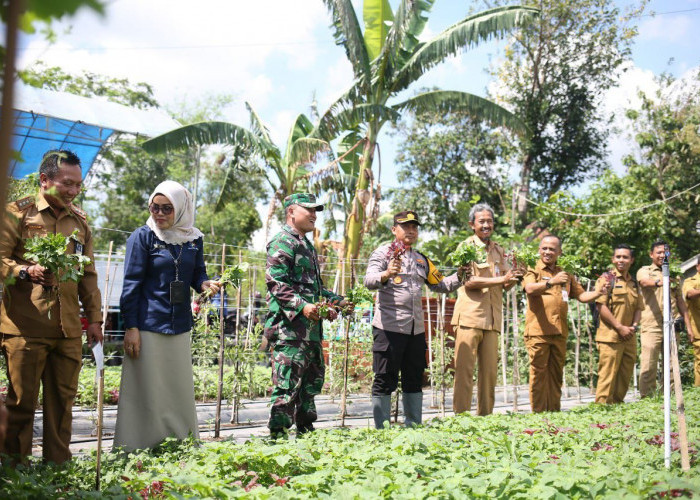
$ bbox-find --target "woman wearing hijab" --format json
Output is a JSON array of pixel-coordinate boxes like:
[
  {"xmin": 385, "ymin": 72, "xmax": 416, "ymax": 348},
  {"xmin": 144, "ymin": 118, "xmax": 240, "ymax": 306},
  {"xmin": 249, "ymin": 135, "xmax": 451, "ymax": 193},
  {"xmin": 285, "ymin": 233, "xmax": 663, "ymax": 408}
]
[{"xmin": 113, "ymin": 181, "xmax": 219, "ymax": 451}]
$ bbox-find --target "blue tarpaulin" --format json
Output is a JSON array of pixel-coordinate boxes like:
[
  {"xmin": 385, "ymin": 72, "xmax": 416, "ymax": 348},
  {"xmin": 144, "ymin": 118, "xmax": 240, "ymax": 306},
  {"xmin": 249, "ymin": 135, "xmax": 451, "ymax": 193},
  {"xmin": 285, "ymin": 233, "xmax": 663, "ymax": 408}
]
[{"xmin": 5, "ymin": 82, "xmax": 180, "ymax": 179}]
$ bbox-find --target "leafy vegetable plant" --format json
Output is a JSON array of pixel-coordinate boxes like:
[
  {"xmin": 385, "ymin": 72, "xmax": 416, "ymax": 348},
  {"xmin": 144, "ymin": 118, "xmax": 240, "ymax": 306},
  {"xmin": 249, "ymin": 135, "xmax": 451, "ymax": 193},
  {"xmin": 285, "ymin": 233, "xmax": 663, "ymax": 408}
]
[
  {"xmin": 449, "ymin": 240, "xmax": 487, "ymax": 267},
  {"xmin": 558, "ymin": 254, "xmax": 591, "ymax": 278},
  {"xmin": 510, "ymin": 243, "xmax": 539, "ymax": 269},
  {"xmin": 387, "ymin": 240, "xmax": 408, "ymax": 261}
]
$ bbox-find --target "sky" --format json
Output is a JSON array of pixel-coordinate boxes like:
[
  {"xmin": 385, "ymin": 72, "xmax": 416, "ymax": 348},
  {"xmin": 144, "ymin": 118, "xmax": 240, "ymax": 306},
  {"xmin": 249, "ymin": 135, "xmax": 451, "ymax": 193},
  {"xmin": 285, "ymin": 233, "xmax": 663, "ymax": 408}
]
[{"xmin": 11, "ymin": 0, "xmax": 700, "ymax": 247}]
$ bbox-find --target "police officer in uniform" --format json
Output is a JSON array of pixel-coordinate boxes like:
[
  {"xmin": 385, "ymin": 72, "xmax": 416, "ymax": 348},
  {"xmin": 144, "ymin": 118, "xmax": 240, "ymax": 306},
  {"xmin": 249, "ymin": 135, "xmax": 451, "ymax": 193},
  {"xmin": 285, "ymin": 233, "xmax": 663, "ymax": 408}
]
[
  {"xmin": 523, "ymin": 235, "xmax": 606, "ymax": 413},
  {"xmin": 682, "ymin": 258, "xmax": 700, "ymax": 386},
  {"xmin": 365, "ymin": 210, "xmax": 462, "ymax": 428},
  {"xmin": 265, "ymin": 193, "xmax": 351, "ymax": 438},
  {"xmin": 0, "ymin": 150, "xmax": 103, "ymax": 463},
  {"xmin": 594, "ymin": 244, "xmax": 643, "ymax": 404},
  {"xmin": 636, "ymin": 240, "xmax": 691, "ymax": 397}
]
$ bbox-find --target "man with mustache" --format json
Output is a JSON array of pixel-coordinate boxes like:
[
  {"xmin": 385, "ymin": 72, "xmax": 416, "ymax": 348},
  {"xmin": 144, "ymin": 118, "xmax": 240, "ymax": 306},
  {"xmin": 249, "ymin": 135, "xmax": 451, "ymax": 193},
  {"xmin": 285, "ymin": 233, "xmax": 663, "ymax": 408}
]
[{"xmin": 0, "ymin": 150, "xmax": 103, "ymax": 464}]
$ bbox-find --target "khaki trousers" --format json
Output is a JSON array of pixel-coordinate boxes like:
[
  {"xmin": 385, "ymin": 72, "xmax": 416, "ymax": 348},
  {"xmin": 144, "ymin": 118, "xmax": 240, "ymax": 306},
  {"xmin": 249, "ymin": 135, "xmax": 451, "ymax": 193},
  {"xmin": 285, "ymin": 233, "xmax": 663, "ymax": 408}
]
[
  {"xmin": 452, "ymin": 327, "xmax": 498, "ymax": 416},
  {"xmin": 693, "ymin": 338, "xmax": 700, "ymax": 387},
  {"xmin": 595, "ymin": 339, "xmax": 636, "ymax": 404},
  {"xmin": 638, "ymin": 328, "xmax": 681, "ymax": 397},
  {"xmin": 525, "ymin": 335, "xmax": 567, "ymax": 413},
  {"xmin": 1, "ymin": 334, "xmax": 82, "ymax": 464}
]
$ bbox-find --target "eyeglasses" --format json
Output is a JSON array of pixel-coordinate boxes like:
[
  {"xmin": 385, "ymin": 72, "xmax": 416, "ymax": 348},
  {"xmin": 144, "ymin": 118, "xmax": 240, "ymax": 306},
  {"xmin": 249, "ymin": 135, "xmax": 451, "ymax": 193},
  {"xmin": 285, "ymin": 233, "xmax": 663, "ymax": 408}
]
[{"xmin": 149, "ymin": 203, "xmax": 174, "ymax": 215}]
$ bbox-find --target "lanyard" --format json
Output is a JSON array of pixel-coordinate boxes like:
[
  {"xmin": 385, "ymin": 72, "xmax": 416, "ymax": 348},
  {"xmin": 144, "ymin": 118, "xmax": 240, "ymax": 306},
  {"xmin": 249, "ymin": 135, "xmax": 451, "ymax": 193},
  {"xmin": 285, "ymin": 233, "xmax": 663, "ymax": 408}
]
[{"xmin": 166, "ymin": 244, "xmax": 184, "ymax": 281}]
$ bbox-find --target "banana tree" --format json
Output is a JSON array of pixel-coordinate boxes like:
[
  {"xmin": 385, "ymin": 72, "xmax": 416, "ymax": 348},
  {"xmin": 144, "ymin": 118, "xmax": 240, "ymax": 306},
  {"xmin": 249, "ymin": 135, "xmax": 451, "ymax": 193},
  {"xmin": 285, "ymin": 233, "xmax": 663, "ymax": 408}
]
[
  {"xmin": 142, "ymin": 102, "xmax": 330, "ymax": 238},
  {"xmin": 316, "ymin": 0, "xmax": 539, "ymax": 263}
]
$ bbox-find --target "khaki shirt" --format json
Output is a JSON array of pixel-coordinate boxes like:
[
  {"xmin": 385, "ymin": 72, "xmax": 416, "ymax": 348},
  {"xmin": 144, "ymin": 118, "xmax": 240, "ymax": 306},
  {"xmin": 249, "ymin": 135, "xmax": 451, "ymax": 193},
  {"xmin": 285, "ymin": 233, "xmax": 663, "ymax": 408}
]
[
  {"xmin": 451, "ymin": 235, "xmax": 509, "ymax": 332},
  {"xmin": 365, "ymin": 243, "xmax": 460, "ymax": 335},
  {"xmin": 594, "ymin": 269, "xmax": 643, "ymax": 343},
  {"xmin": 682, "ymin": 273, "xmax": 700, "ymax": 340},
  {"xmin": 636, "ymin": 264, "xmax": 681, "ymax": 333},
  {"xmin": 523, "ymin": 259, "xmax": 585, "ymax": 337},
  {"xmin": 0, "ymin": 192, "xmax": 102, "ymax": 338}
]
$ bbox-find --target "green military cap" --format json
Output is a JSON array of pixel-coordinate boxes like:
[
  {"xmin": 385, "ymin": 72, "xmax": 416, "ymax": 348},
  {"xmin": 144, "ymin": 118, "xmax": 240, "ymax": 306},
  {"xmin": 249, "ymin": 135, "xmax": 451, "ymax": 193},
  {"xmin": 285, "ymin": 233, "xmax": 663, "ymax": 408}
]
[
  {"xmin": 283, "ymin": 192, "xmax": 324, "ymax": 211},
  {"xmin": 393, "ymin": 210, "xmax": 421, "ymax": 225}
]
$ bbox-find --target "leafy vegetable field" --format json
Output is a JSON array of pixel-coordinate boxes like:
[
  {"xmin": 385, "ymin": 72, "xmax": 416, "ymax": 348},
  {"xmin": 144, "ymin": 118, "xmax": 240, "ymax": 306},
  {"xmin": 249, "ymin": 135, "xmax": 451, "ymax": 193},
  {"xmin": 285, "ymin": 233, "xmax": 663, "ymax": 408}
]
[{"xmin": 2, "ymin": 389, "xmax": 699, "ymax": 498}]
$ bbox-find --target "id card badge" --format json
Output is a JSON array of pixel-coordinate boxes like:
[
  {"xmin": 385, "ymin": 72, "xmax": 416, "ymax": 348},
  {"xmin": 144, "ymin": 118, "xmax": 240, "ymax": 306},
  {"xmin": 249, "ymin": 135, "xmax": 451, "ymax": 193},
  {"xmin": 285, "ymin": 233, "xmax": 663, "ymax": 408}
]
[
  {"xmin": 170, "ymin": 280, "xmax": 187, "ymax": 304},
  {"xmin": 561, "ymin": 290, "xmax": 569, "ymax": 303}
]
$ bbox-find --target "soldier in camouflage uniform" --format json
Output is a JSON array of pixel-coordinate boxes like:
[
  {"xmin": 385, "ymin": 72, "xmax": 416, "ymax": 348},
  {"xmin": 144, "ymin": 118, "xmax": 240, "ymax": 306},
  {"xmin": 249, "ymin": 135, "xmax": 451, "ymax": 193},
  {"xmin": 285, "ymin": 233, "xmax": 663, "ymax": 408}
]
[{"xmin": 265, "ymin": 193, "xmax": 352, "ymax": 437}]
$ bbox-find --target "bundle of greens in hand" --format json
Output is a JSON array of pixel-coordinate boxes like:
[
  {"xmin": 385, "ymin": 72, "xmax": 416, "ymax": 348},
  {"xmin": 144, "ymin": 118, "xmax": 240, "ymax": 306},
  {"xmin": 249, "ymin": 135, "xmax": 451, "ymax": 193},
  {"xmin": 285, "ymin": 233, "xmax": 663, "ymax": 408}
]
[
  {"xmin": 199, "ymin": 263, "xmax": 248, "ymax": 301},
  {"xmin": 23, "ymin": 230, "xmax": 92, "ymax": 318},
  {"xmin": 449, "ymin": 241, "xmax": 487, "ymax": 283},
  {"xmin": 557, "ymin": 254, "xmax": 591, "ymax": 279}
]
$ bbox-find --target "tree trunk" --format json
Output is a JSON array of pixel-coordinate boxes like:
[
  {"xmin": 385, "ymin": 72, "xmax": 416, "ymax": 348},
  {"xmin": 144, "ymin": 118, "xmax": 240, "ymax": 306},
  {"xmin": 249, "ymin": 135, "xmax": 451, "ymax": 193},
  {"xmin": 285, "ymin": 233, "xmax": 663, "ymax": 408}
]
[
  {"xmin": 0, "ymin": 0, "xmax": 21, "ymax": 207},
  {"xmin": 517, "ymin": 154, "xmax": 533, "ymax": 224},
  {"xmin": 343, "ymin": 125, "xmax": 378, "ymax": 263}
]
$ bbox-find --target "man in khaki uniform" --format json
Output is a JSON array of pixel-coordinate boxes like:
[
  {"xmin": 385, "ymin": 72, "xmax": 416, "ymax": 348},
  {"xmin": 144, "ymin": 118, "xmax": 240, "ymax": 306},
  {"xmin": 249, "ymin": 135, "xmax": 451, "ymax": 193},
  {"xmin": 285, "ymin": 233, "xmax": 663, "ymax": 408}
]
[
  {"xmin": 450, "ymin": 203, "xmax": 520, "ymax": 416},
  {"xmin": 0, "ymin": 150, "xmax": 103, "ymax": 464},
  {"xmin": 636, "ymin": 240, "xmax": 690, "ymax": 398},
  {"xmin": 594, "ymin": 244, "xmax": 644, "ymax": 404},
  {"xmin": 523, "ymin": 235, "xmax": 606, "ymax": 413},
  {"xmin": 681, "ymin": 258, "xmax": 700, "ymax": 386}
]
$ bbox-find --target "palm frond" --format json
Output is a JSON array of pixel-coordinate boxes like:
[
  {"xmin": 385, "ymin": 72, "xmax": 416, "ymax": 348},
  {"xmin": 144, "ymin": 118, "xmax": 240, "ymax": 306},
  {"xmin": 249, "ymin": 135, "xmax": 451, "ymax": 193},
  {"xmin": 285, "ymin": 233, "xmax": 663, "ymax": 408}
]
[
  {"xmin": 245, "ymin": 101, "xmax": 273, "ymax": 144},
  {"xmin": 391, "ymin": 6, "xmax": 539, "ymax": 93},
  {"xmin": 288, "ymin": 137, "xmax": 331, "ymax": 168},
  {"xmin": 142, "ymin": 121, "xmax": 269, "ymax": 156},
  {"xmin": 215, "ymin": 145, "xmax": 252, "ymax": 212},
  {"xmin": 316, "ymin": 103, "xmax": 400, "ymax": 140},
  {"xmin": 363, "ymin": 0, "xmax": 394, "ymax": 61},
  {"xmin": 285, "ymin": 114, "xmax": 316, "ymax": 159},
  {"xmin": 383, "ymin": 0, "xmax": 435, "ymax": 70},
  {"xmin": 312, "ymin": 85, "xmax": 363, "ymax": 141},
  {"xmin": 321, "ymin": 0, "xmax": 372, "ymax": 85},
  {"xmin": 392, "ymin": 90, "xmax": 528, "ymax": 136}
]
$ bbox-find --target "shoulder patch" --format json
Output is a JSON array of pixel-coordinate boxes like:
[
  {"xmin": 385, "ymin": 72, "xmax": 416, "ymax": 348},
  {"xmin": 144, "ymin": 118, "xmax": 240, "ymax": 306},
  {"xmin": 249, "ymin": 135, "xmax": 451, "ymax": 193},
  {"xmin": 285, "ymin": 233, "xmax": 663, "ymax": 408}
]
[
  {"xmin": 69, "ymin": 203, "xmax": 87, "ymax": 221},
  {"xmin": 14, "ymin": 196, "xmax": 35, "ymax": 211}
]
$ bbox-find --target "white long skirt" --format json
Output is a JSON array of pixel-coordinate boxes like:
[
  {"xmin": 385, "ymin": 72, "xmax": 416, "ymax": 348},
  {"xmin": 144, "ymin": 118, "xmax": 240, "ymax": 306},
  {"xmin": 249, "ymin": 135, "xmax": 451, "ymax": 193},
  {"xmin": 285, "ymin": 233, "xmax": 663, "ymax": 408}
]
[{"xmin": 113, "ymin": 330, "xmax": 199, "ymax": 451}]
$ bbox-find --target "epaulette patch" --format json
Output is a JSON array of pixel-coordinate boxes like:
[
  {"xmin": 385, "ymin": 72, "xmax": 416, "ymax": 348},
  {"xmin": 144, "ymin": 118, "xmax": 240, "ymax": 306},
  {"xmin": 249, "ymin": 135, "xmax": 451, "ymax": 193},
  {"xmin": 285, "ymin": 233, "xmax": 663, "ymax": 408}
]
[
  {"xmin": 70, "ymin": 204, "xmax": 87, "ymax": 221},
  {"xmin": 14, "ymin": 196, "xmax": 35, "ymax": 211}
]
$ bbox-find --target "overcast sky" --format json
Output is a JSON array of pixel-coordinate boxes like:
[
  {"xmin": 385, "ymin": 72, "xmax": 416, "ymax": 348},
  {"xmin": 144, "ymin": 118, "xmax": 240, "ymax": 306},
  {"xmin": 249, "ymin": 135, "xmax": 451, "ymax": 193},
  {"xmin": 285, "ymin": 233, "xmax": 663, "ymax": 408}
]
[{"xmin": 11, "ymin": 0, "xmax": 700, "ymax": 247}]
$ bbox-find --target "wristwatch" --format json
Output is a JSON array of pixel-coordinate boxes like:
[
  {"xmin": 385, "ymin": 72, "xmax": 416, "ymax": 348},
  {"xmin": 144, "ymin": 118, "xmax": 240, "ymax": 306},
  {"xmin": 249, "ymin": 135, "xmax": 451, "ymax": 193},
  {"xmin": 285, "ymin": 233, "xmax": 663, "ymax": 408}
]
[
  {"xmin": 18, "ymin": 266, "xmax": 29, "ymax": 281},
  {"xmin": 545, "ymin": 280, "xmax": 552, "ymax": 289},
  {"xmin": 655, "ymin": 279, "xmax": 661, "ymax": 287}
]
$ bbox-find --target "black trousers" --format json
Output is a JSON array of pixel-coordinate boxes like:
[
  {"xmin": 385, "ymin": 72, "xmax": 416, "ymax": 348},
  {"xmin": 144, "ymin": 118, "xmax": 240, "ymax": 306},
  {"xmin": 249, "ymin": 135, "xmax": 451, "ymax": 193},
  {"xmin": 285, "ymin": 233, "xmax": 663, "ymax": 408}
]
[{"xmin": 371, "ymin": 327, "xmax": 427, "ymax": 396}]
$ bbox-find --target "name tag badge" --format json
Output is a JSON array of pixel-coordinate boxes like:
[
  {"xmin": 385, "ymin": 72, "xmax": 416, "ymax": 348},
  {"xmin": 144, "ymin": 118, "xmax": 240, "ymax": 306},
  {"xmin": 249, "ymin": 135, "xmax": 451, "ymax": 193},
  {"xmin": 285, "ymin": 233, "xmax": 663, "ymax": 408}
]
[
  {"xmin": 494, "ymin": 265, "xmax": 500, "ymax": 277},
  {"xmin": 562, "ymin": 290, "xmax": 569, "ymax": 303},
  {"xmin": 153, "ymin": 243, "xmax": 166, "ymax": 250},
  {"xmin": 75, "ymin": 242, "xmax": 84, "ymax": 255}
]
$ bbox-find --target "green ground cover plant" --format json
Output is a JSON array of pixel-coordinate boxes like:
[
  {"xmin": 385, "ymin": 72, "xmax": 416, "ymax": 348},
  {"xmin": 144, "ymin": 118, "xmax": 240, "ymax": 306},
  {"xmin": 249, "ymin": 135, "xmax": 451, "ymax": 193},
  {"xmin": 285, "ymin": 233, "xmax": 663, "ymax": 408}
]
[{"xmin": 3, "ymin": 389, "xmax": 698, "ymax": 498}]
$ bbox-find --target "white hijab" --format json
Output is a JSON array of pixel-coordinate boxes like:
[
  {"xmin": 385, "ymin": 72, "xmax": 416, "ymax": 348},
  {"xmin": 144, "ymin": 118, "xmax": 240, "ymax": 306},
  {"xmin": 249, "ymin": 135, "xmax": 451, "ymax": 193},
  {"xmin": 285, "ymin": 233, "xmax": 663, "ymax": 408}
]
[{"xmin": 146, "ymin": 180, "xmax": 204, "ymax": 245}]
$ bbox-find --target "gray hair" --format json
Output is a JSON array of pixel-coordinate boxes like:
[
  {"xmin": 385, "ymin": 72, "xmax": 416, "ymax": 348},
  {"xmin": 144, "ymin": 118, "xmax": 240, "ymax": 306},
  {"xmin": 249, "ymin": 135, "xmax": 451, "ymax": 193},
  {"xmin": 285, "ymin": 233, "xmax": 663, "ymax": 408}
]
[{"xmin": 469, "ymin": 203, "xmax": 495, "ymax": 223}]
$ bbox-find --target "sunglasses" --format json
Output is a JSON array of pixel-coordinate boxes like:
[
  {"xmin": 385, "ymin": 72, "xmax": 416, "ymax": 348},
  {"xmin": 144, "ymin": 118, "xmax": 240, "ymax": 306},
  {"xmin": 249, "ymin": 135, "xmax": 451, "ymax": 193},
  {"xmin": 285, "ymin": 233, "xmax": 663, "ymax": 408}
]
[{"xmin": 149, "ymin": 203, "xmax": 174, "ymax": 215}]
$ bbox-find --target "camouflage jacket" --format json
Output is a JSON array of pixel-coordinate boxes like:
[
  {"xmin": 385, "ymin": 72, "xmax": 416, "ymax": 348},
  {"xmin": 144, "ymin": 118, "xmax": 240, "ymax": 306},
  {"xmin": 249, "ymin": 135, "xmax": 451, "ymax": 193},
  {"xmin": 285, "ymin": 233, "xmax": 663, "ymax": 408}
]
[{"xmin": 264, "ymin": 224, "xmax": 343, "ymax": 343}]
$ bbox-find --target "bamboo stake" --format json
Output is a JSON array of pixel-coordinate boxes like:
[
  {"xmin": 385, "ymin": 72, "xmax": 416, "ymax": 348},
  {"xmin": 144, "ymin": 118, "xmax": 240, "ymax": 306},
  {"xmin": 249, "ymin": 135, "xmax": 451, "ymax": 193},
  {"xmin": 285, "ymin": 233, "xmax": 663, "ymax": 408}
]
[
  {"xmin": 501, "ymin": 291, "xmax": 508, "ymax": 404},
  {"xmin": 425, "ymin": 287, "xmax": 436, "ymax": 407},
  {"xmin": 340, "ymin": 316, "xmax": 352, "ymax": 427},
  {"xmin": 440, "ymin": 294, "xmax": 446, "ymax": 417},
  {"xmin": 575, "ymin": 300, "xmax": 582, "ymax": 401},
  {"xmin": 670, "ymin": 327, "xmax": 691, "ymax": 471},
  {"xmin": 231, "ymin": 250, "xmax": 244, "ymax": 425},
  {"xmin": 95, "ymin": 241, "xmax": 113, "ymax": 492},
  {"xmin": 215, "ymin": 244, "xmax": 226, "ymax": 436},
  {"xmin": 512, "ymin": 288, "xmax": 519, "ymax": 411}
]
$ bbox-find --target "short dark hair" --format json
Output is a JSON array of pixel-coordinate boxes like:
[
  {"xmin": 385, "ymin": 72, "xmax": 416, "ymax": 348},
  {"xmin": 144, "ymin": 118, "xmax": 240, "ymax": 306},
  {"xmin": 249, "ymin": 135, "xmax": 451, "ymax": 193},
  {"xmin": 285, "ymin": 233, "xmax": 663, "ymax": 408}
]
[
  {"xmin": 650, "ymin": 240, "xmax": 667, "ymax": 253},
  {"xmin": 39, "ymin": 150, "xmax": 81, "ymax": 180},
  {"xmin": 540, "ymin": 234, "xmax": 561, "ymax": 248},
  {"xmin": 613, "ymin": 243, "xmax": 634, "ymax": 257}
]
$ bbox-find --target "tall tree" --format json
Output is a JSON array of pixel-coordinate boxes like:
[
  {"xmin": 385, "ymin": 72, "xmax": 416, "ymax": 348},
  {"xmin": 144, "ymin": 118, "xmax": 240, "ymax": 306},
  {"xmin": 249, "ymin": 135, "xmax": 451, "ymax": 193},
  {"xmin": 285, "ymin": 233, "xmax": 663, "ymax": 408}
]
[
  {"xmin": 316, "ymin": 0, "xmax": 538, "ymax": 263},
  {"xmin": 482, "ymin": 0, "xmax": 646, "ymax": 222},
  {"xmin": 389, "ymin": 101, "xmax": 514, "ymax": 236},
  {"xmin": 142, "ymin": 103, "xmax": 330, "ymax": 240}
]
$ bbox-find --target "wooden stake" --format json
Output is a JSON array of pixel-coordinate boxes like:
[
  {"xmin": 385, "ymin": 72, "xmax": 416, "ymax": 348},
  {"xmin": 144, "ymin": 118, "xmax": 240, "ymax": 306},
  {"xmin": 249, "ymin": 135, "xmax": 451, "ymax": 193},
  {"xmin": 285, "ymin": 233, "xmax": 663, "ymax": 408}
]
[
  {"xmin": 512, "ymin": 288, "xmax": 519, "ymax": 411},
  {"xmin": 95, "ymin": 241, "xmax": 113, "ymax": 491},
  {"xmin": 215, "ymin": 244, "xmax": 226, "ymax": 436},
  {"xmin": 501, "ymin": 291, "xmax": 508, "ymax": 404},
  {"xmin": 575, "ymin": 300, "xmax": 582, "ymax": 401},
  {"xmin": 231, "ymin": 250, "xmax": 243, "ymax": 425},
  {"xmin": 670, "ymin": 329, "xmax": 691, "ymax": 471},
  {"xmin": 425, "ymin": 287, "xmax": 436, "ymax": 407},
  {"xmin": 340, "ymin": 316, "xmax": 352, "ymax": 427},
  {"xmin": 439, "ymin": 294, "xmax": 446, "ymax": 418}
]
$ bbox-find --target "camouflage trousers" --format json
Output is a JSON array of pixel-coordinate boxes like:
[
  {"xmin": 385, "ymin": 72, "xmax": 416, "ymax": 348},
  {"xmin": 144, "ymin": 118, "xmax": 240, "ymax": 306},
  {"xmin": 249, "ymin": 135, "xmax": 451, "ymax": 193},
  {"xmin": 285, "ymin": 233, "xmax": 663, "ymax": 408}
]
[{"xmin": 268, "ymin": 340, "xmax": 324, "ymax": 431}]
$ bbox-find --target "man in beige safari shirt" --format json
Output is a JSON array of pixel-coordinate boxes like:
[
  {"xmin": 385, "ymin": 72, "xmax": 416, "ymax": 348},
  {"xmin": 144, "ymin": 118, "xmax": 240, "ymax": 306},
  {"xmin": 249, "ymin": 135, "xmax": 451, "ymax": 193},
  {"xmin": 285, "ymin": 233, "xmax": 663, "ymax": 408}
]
[{"xmin": 450, "ymin": 203, "xmax": 520, "ymax": 416}]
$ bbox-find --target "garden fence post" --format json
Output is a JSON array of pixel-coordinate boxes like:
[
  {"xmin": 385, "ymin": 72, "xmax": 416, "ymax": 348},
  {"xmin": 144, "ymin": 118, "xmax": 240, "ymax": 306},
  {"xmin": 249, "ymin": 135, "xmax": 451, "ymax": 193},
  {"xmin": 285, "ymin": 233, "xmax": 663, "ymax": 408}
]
[
  {"xmin": 575, "ymin": 300, "xmax": 582, "ymax": 401},
  {"xmin": 440, "ymin": 294, "xmax": 446, "ymax": 418},
  {"xmin": 95, "ymin": 241, "xmax": 113, "ymax": 492},
  {"xmin": 340, "ymin": 315, "xmax": 352, "ymax": 427},
  {"xmin": 669, "ymin": 326, "xmax": 691, "ymax": 471},
  {"xmin": 425, "ymin": 286, "xmax": 436, "ymax": 407},
  {"xmin": 231, "ymin": 250, "xmax": 244, "ymax": 425},
  {"xmin": 512, "ymin": 288, "xmax": 519, "ymax": 411},
  {"xmin": 501, "ymin": 291, "xmax": 508, "ymax": 404},
  {"xmin": 586, "ymin": 283, "xmax": 594, "ymax": 393},
  {"xmin": 215, "ymin": 244, "xmax": 226, "ymax": 437},
  {"xmin": 662, "ymin": 250, "xmax": 671, "ymax": 469}
]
